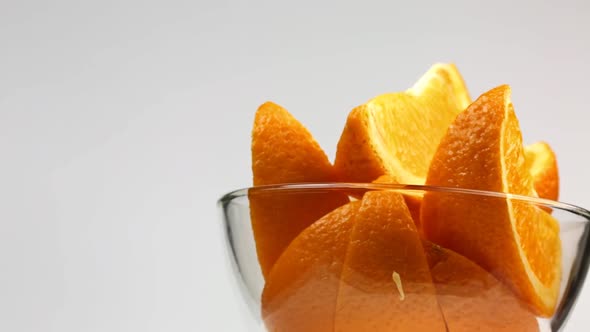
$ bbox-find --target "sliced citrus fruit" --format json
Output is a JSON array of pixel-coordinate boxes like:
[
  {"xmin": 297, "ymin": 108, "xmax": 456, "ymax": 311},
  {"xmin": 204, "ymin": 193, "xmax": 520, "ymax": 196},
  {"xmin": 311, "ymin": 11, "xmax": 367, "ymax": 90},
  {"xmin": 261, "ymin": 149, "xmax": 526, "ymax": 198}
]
[
  {"xmin": 423, "ymin": 240, "xmax": 539, "ymax": 332},
  {"xmin": 334, "ymin": 63, "xmax": 471, "ymax": 184},
  {"xmin": 261, "ymin": 201, "xmax": 360, "ymax": 332},
  {"xmin": 372, "ymin": 174, "xmax": 423, "ymax": 228},
  {"xmin": 335, "ymin": 191, "xmax": 446, "ymax": 332},
  {"xmin": 421, "ymin": 85, "xmax": 562, "ymax": 316},
  {"xmin": 407, "ymin": 63, "xmax": 471, "ymax": 112},
  {"xmin": 250, "ymin": 101, "xmax": 349, "ymax": 278},
  {"xmin": 525, "ymin": 141, "xmax": 559, "ymax": 201}
]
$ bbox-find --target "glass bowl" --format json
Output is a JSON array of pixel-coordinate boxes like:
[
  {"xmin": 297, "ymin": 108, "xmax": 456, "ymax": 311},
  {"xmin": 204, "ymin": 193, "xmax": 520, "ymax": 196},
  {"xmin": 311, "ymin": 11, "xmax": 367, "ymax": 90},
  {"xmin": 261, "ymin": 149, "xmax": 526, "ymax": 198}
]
[{"xmin": 218, "ymin": 183, "xmax": 590, "ymax": 332}]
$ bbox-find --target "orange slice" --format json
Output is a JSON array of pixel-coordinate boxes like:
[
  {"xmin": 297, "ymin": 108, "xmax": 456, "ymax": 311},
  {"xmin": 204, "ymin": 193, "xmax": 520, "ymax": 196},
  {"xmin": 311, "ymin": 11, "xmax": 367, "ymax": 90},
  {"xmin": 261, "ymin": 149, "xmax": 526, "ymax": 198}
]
[
  {"xmin": 250, "ymin": 102, "xmax": 348, "ymax": 278},
  {"xmin": 421, "ymin": 85, "xmax": 562, "ymax": 316},
  {"xmin": 372, "ymin": 174, "xmax": 423, "ymax": 228},
  {"xmin": 407, "ymin": 63, "xmax": 471, "ymax": 111},
  {"xmin": 423, "ymin": 240, "xmax": 539, "ymax": 332},
  {"xmin": 525, "ymin": 141, "xmax": 559, "ymax": 201},
  {"xmin": 334, "ymin": 63, "xmax": 471, "ymax": 184},
  {"xmin": 261, "ymin": 201, "xmax": 360, "ymax": 332},
  {"xmin": 335, "ymin": 191, "xmax": 446, "ymax": 332}
]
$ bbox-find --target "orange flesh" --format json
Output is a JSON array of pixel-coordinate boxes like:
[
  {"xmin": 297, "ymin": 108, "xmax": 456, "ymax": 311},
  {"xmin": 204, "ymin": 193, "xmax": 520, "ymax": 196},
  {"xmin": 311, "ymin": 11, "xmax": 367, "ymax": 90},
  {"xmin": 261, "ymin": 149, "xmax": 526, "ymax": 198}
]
[
  {"xmin": 334, "ymin": 63, "xmax": 471, "ymax": 184},
  {"xmin": 525, "ymin": 141, "xmax": 560, "ymax": 201}
]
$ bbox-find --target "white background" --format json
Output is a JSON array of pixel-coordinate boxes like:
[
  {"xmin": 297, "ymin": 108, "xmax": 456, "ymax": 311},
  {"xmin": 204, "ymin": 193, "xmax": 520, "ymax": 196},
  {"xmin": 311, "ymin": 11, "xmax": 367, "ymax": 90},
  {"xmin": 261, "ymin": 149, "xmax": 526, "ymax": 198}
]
[{"xmin": 1, "ymin": 0, "xmax": 589, "ymax": 331}]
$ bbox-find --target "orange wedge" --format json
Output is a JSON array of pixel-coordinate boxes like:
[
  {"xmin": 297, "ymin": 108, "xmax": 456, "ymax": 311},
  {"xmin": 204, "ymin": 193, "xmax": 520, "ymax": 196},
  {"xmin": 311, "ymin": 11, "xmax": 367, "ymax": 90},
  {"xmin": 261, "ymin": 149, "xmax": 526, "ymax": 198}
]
[
  {"xmin": 421, "ymin": 85, "xmax": 562, "ymax": 316},
  {"xmin": 334, "ymin": 63, "xmax": 471, "ymax": 184},
  {"xmin": 423, "ymin": 240, "xmax": 539, "ymax": 332},
  {"xmin": 250, "ymin": 102, "xmax": 349, "ymax": 278},
  {"xmin": 525, "ymin": 141, "xmax": 560, "ymax": 201},
  {"xmin": 407, "ymin": 63, "xmax": 471, "ymax": 111},
  {"xmin": 335, "ymin": 191, "xmax": 446, "ymax": 332},
  {"xmin": 372, "ymin": 174, "xmax": 423, "ymax": 228},
  {"xmin": 261, "ymin": 201, "xmax": 360, "ymax": 332}
]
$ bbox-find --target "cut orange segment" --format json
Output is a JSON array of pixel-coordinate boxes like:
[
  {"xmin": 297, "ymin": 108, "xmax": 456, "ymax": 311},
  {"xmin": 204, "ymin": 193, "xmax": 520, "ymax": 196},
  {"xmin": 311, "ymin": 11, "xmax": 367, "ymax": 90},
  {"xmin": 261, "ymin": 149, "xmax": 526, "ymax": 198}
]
[
  {"xmin": 335, "ymin": 191, "xmax": 446, "ymax": 332},
  {"xmin": 423, "ymin": 240, "xmax": 539, "ymax": 332},
  {"xmin": 525, "ymin": 141, "xmax": 560, "ymax": 201},
  {"xmin": 407, "ymin": 63, "xmax": 472, "ymax": 112},
  {"xmin": 261, "ymin": 201, "xmax": 361, "ymax": 332},
  {"xmin": 251, "ymin": 101, "xmax": 341, "ymax": 185},
  {"xmin": 372, "ymin": 174, "xmax": 423, "ymax": 228},
  {"xmin": 421, "ymin": 85, "xmax": 562, "ymax": 316},
  {"xmin": 250, "ymin": 101, "xmax": 349, "ymax": 278},
  {"xmin": 334, "ymin": 63, "xmax": 471, "ymax": 184}
]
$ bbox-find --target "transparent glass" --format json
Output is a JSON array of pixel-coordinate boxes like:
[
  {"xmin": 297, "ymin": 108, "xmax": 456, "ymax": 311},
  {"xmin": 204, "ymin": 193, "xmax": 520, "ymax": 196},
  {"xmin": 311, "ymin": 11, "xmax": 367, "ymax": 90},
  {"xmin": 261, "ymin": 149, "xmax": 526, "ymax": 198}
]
[{"xmin": 218, "ymin": 183, "xmax": 590, "ymax": 332}]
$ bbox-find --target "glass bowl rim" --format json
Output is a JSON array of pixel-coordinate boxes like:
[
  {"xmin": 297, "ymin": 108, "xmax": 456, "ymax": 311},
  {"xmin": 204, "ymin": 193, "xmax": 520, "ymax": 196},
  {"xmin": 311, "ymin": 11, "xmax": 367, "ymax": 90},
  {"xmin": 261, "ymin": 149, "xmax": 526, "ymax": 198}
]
[{"xmin": 218, "ymin": 182, "xmax": 590, "ymax": 220}]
